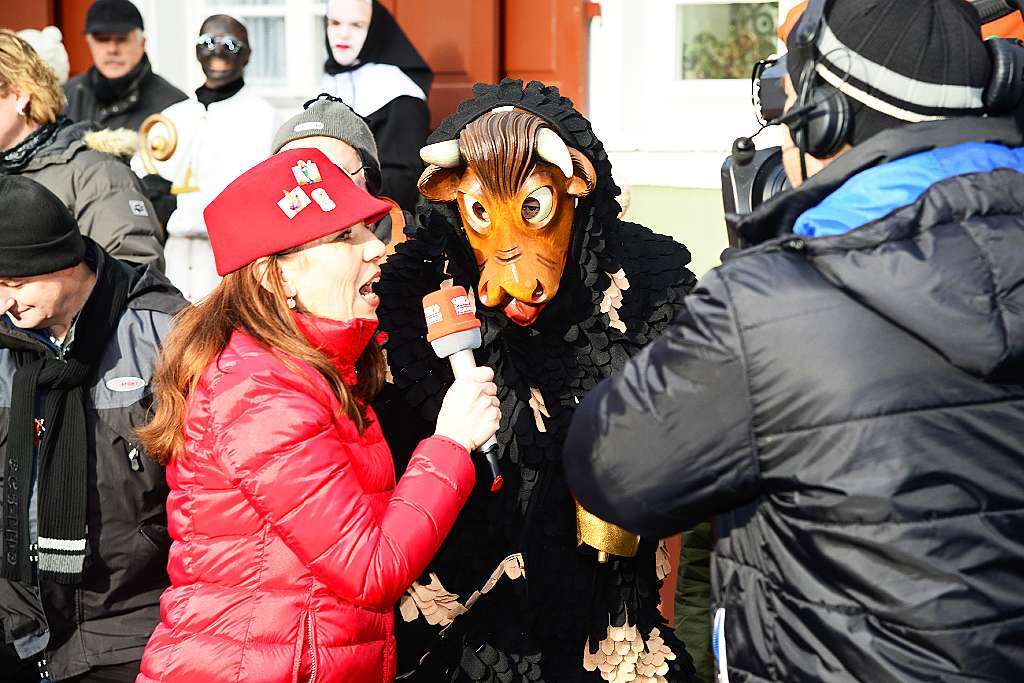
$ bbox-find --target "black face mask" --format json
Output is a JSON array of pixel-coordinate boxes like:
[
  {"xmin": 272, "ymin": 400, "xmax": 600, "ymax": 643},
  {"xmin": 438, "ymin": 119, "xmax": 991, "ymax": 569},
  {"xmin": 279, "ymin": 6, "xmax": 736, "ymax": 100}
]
[{"xmin": 195, "ymin": 32, "xmax": 249, "ymax": 88}]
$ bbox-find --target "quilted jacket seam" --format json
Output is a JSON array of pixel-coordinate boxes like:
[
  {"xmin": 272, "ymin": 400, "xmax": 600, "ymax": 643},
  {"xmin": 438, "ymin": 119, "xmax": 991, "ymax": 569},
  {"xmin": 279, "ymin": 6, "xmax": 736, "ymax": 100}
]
[
  {"xmin": 756, "ymin": 393, "xmax": 1024, "ymax": 440},
  {"xmin": 233, "ymin": 524, "xmax": 271, "ymax": 683},
  {"xmin": 714, "ymin": 269, "xmax": 762, "ymax": 483}
]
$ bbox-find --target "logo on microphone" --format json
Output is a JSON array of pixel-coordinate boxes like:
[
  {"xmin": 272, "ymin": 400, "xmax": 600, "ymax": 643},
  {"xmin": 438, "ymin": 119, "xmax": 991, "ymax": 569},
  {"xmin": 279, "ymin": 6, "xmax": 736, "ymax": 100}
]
[
  {"xmin": 452, "ymin": 295, "xmax": 474, "ymax": 316},
  {"xmin": 424, "ymin": 304, "xmax": 443, "ymax": 326}
]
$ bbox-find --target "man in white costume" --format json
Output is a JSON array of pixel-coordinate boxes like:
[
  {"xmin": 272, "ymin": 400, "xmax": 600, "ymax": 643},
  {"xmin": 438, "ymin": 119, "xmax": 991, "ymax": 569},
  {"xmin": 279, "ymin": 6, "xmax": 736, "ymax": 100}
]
[{"xmin": 136, "ymin": 15, "xmax": 277, "ymax": 301}]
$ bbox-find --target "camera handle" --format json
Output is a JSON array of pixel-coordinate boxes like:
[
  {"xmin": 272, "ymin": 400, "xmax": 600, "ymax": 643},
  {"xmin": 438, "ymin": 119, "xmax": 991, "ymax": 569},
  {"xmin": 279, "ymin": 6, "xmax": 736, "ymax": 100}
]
[{"xmin": 970, "ymin": 0, "xmax": 1024, "ymax": 23}]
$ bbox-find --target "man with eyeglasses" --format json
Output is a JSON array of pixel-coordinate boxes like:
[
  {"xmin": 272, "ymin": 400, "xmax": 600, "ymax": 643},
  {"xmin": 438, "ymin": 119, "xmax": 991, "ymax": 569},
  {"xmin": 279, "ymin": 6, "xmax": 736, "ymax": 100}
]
[
  {"xmin": 134, "ymin": 14, "xmax": 279, "ymax": 302},
  {"xmin": 64, "ymin": 0, "xmax": 186, "ymax": 131},
  {"xmin": 272, "ymin": 94, "xmax": 412, "ymax": 257}
]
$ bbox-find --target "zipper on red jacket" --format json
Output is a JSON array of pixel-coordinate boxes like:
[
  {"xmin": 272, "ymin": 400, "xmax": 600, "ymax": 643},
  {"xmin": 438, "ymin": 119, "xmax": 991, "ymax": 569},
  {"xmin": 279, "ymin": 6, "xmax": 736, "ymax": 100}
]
[{"xmin": 307, "ymin": 612, "xmax": 317, "ymax": 683}]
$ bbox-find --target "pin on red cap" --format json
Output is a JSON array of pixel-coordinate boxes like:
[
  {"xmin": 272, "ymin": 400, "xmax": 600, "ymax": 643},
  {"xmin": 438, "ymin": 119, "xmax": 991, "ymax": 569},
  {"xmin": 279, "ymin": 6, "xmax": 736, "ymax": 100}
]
[{"xmin": 204, "ymin": 148, "xmax": 392, "ymax": 276}]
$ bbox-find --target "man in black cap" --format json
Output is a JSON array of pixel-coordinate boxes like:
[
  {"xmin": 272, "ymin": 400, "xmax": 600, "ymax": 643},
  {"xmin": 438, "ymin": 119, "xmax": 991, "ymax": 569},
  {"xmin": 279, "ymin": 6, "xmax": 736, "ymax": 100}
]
[
  {"xmin": 564, "ymin": 1, "xmax": 1024, "ymax": 681},
  {"xmin": 64, "ymin": 0, "xmax": 186, "ymax": 131},
  {"xmin": 0, "ymin": 176, "xmax": 185, "ymax": 682}
]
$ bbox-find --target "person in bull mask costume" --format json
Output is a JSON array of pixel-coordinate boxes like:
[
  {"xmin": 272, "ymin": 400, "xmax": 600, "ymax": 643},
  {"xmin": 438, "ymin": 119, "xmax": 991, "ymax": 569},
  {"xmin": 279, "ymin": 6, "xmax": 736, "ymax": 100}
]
[
  {"xmin": 377, "ymin": 79, "xmax": 702, "ymax": 683},
  {"xmin": 136, "ymin": 14, "xmax": 278, "ymax": 302}
]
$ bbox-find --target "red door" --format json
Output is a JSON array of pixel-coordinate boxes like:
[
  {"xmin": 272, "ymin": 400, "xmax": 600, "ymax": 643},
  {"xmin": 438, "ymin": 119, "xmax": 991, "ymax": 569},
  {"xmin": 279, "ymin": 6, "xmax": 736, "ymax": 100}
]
[
  {"xmin": 384, "ymin": 0, "xmax": 501, "ymax": 128},
  {"xmin": 56, "ymin": 0, "xmax": 93, "ymax": 77},
  {"xmin": 0, "ymin": 1, "xmax": 55, "ymax": 31},
  {"xmin": 503, "ymin": 0, "xmax": 595, "ymax": 113},
  {"xmin": 385, "ymin": 0, "xmax": 595, "ymax": 126}
]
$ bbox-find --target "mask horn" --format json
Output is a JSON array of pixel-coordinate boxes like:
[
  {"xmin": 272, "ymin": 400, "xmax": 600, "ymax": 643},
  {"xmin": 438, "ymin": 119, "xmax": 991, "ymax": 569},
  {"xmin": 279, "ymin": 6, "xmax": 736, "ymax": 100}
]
[
  {"xmin": 420, "ymin": 139, "xmax": 462, "ymax": 168},
  {"xmin": 535, "ymin": 128, "xmax": 573, "ymax": 179}
]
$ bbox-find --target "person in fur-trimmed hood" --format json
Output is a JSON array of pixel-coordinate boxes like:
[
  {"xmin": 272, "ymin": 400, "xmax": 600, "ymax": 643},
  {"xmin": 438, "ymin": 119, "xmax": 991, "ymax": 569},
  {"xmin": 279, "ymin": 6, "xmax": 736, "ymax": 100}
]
[
  {"xmin": 376, "ymin": 78, "xmax": 701, "ymax": 683},
  {"xmin": 0, "ymin": 30, "xmax": 165, "ymax": 271}
]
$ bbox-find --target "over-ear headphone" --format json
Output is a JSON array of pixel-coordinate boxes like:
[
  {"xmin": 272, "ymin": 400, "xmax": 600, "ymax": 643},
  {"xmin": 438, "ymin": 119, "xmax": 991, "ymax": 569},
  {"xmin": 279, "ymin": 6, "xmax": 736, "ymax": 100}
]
[
  {"xmin": 785, "ymin": 0, "xmax": 851, "ymax": 161},
  {"xmin": 783, "ymin": 0, "xmax": 1024, "ymax": 164},
  {"xmin": 984, "ymin": 37, "xmax": 1024, "ymax": 114}
]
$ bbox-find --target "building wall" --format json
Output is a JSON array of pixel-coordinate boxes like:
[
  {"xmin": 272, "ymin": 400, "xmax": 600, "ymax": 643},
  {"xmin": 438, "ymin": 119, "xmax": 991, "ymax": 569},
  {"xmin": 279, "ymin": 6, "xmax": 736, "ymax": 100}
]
[
  {"xmin": 590, "ymin": 0, "xmax": 802, "ymax": 275},
  {"xmin": 622, "ymin": 186, "xmax": 725, "ymax": 279}
]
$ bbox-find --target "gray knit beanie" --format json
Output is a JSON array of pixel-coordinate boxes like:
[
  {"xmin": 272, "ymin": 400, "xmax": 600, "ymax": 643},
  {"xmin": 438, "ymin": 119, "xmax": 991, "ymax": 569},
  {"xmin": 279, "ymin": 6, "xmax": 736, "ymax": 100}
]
[{"xmin": 271, "ymin": 94, "xmax": 383, "ymax": 194}]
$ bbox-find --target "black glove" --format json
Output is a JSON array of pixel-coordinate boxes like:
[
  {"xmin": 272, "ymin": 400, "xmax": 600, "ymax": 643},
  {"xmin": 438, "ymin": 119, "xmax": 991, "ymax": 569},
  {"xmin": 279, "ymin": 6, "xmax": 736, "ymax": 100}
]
[{"xmin": 139, "ymin": 174, "xmax": 177, "ymax": 238}]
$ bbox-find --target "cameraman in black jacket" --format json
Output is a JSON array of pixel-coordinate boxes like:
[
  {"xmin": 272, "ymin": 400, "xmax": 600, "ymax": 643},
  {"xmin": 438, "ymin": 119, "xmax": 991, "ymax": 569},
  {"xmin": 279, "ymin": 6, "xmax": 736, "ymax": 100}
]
[{"xmin": 564, "ymin": 1, "xmax": 1024, "ymax": 681}]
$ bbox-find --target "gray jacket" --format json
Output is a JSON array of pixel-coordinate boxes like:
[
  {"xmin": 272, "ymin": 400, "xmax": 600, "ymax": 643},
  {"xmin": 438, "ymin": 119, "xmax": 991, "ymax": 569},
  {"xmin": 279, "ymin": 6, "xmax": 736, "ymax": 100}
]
[
  {"xmin": 0, "ymin": 243, "xmax": 185, "ymax": 680},
  {"xmin": 17, "ymin": 122, "xmax": 165, "ymax": 271}
]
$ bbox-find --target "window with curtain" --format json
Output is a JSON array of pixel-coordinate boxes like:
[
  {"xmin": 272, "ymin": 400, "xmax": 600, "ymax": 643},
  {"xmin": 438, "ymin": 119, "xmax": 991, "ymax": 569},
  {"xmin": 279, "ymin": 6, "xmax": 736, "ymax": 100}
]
[
  {"xmin": 202, "ymin": 0, "xmax": 327, "ymax": 95},
  {"xmin": 677, "ymin": 2, "xmax": 779, "ymax": 80}
]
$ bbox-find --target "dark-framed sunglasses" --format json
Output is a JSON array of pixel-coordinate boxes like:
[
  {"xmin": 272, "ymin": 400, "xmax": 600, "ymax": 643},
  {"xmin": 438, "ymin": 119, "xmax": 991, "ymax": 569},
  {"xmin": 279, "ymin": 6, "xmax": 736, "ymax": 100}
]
[{"xmin": 196, "ymin": 33, "xmax": 247, "ymax": 54}]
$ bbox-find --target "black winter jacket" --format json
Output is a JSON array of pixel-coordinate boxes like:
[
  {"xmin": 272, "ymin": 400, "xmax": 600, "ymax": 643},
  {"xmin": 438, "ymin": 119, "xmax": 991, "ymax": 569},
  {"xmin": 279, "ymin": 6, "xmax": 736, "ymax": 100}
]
[
  {"xmin": 64, "ymin": 57, "xmax": 186, "ymax": 132},
  {"xmin": 0, "ymin": 244, "xmax": 186, "ymax": 680},
  {"xmin": 564, "ymin": 118, "xmax": 1024, "ymax": 682},
  {"xmin": 365, "ymin": 95, "xmax": 429, "ymax": 212}
]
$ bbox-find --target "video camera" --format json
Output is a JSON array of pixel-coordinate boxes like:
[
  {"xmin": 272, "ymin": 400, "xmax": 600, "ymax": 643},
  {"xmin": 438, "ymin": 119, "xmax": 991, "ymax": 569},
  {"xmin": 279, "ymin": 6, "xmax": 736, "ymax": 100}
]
[
  {"xmin": 720, "ymin": 0, "xmax": 1024, "ymax": 244},
  {"xmin": 720, "ymin": 55, "xmax": 789, "ymax": 246}
]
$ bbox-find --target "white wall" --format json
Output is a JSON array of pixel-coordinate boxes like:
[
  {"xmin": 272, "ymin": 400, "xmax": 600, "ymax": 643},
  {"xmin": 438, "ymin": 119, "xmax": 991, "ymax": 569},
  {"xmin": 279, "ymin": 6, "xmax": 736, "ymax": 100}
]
[
  {"xmin": 132, "ymin": 0, "xmax": 193, "ymax": 93},
  {"xmin": 588, "ymin": 0, "xmax": 802, "ymax": 190}
]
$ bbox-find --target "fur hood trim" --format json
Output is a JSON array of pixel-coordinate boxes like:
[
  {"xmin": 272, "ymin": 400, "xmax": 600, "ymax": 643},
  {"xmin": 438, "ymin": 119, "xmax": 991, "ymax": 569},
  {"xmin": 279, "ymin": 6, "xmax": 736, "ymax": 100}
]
[{"xmin": 83, "ymin": 128, "xmax": 140, "ymax": 158}]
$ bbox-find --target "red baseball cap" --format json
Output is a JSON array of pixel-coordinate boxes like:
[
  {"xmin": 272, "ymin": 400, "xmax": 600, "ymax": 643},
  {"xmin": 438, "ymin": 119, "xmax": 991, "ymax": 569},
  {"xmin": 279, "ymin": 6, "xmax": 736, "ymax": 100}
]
[{"xmin": 204, "ymin": 148, "xmax": 392, "ymax": 275}]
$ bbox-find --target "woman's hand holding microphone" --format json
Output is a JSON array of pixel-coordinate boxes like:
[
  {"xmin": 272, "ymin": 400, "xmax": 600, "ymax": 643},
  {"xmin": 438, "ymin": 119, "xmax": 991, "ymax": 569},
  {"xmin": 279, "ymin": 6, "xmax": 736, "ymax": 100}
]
[{"xmin": 434, "ymin": 366, "xmax": 500, "ymax": 452}]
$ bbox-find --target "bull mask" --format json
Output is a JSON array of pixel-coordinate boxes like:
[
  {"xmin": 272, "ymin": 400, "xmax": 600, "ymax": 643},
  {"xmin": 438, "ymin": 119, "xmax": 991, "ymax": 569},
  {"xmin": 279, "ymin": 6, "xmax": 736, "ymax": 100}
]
[{"xmin": 418, "ymin": 110, "xmax": 597, "ymax": 326}]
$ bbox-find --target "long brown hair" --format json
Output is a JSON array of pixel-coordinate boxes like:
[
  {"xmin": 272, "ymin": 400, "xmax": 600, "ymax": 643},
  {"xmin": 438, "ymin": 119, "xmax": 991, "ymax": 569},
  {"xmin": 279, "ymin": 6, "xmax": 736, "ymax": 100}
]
[{"xmin": 138, "ymin": 256, "xmax": 386, "ymax": 465}]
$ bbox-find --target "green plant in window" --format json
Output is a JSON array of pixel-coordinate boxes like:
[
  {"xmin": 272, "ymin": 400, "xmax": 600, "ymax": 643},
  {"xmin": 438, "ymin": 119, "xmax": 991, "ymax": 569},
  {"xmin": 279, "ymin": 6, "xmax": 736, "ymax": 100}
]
[{"xmin": 683, "ymin": 3, "xmax": 778, "ymax": 79}]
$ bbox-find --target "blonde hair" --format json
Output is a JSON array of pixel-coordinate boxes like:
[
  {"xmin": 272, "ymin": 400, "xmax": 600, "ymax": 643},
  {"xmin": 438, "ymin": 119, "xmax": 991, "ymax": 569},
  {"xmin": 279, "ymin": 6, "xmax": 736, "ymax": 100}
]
[{"xmin": 0, "ymin": 30, "xmax": 65, "ymax": 126}]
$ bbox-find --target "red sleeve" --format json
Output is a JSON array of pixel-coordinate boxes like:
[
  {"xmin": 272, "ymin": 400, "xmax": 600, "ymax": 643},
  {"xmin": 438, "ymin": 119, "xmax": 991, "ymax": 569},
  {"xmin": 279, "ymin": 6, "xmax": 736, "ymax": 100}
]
[{"xmin": 210, "ymin": 359, "xmax": 475, "ymax": 608}]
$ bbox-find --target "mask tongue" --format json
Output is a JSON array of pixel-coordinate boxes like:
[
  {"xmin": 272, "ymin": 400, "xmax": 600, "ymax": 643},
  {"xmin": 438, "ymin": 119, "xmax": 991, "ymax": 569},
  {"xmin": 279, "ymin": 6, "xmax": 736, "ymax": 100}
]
[{"xmin": 502, "ymin": 299, "xmax": 546, "ymax": 327}]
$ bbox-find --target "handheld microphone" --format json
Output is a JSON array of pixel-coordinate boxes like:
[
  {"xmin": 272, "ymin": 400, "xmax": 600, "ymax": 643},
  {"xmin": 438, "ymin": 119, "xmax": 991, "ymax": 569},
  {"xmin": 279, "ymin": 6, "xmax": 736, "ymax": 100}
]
[
  {"xmin": 731, "ymin": 135, "xmax": 758, "ymax": 167},
  {"xmin": 422, "ymin": 286, "xmax": 503, "ymax": 492}
]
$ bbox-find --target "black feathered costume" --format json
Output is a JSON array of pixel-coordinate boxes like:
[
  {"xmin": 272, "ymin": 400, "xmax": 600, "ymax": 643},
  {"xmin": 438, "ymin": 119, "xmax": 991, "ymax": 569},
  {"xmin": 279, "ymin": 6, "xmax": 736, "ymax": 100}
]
[{"xmin": 377, "ymin": 79, "xmax": 700, "ymax": 683}]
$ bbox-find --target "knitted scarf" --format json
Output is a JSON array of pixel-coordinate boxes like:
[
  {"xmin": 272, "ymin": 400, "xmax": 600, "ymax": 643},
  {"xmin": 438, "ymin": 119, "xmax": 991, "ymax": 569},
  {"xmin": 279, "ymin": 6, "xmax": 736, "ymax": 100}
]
[
  {"xmin": 89, "ymin": 54, "xmax": 151, "ymax": 105},
  {"xmin": 0, "ymin": 116, "xmax": 71, "ymax": 175},
  {"xmin": 1, "ymin": 247, "xmax": 129, "ymax": 584}
]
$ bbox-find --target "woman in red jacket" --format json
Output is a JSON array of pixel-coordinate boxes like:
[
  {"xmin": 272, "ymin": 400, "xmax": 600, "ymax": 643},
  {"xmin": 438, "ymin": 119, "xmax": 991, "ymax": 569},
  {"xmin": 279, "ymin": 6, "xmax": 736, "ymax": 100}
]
[{"xmin": 135, "ymin": 149, "xmax": 499, "ymax": 683}]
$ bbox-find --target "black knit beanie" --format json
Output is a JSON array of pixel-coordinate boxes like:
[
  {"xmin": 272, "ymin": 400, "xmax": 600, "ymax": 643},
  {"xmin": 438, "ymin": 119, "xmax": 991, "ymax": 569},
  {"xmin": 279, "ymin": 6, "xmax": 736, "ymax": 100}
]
[
  {"xmin": 0, "ymin": 176, "xmax": 85, "ymax": 278},
  {"xmin": 786, "ymin": 0, "xmax": 991, "ymax": 145}
]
